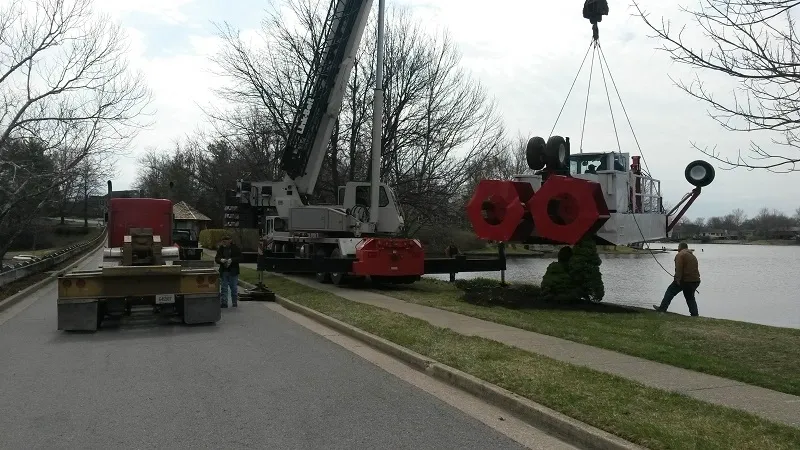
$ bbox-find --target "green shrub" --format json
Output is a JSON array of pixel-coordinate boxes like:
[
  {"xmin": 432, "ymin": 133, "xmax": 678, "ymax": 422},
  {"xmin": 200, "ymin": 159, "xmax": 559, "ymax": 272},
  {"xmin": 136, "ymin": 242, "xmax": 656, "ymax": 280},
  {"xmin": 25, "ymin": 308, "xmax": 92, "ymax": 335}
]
[
  {"xmin": 569, "ymin": 238, "xmax": 604, "ymax": 302},
  {"xmin": 540, "ymin": 239, "xmax": 604, "ymax": 303},
  {"xmin": 199, "ymin": 228, "xmax": 260, "ymax": 250},
  {"xmin": 454, "ymin": 277, "xmax": 504, "ymax": 291},
  {"xmin": 456, "ymin": 277, "xmax": 542, "ymax": 309},
  {"xmin": 540, "ymin": 260, "xmax": 575, "ymax": 303},
  {"xmin": 199, "ymin": 229, "xmax": 225, "ymax": 249}
]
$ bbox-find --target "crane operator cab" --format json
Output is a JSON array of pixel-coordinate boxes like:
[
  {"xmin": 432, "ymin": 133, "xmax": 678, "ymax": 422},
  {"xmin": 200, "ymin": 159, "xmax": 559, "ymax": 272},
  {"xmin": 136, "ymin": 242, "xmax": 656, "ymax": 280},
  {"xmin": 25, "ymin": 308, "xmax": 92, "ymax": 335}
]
[
  {"xmin": 569, "ymin": 152, "xmax": 627, "ymax": 177},
  {"xmin": 337, "ymin": 182, "xmax": 405, "ymax": 235}
]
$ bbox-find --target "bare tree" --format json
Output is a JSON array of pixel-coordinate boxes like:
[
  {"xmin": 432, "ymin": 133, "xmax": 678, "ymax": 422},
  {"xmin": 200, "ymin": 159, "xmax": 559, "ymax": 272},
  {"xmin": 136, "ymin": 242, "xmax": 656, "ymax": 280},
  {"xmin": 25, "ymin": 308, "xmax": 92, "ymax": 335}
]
[
  {"xmin": 0, "ymin": 0, "xmax": 152, "ymax": 264},
  {"xmin": 632, "ymin": 1, "xmax": 800, "ymax": 171},
  {"xmin": 731, "ymin": 207, "xmax": 748, "ymax": 228},
  {"xmin": 51, "ymin": 145, "xmax": 85, "ymax": 224},
  {"xmin": 206, "ymin": 0, "xmax": 505, "ymax": 233},
  {"xmin": 76, "ymin": 153, "xmax": 113, "ymax": 227}
]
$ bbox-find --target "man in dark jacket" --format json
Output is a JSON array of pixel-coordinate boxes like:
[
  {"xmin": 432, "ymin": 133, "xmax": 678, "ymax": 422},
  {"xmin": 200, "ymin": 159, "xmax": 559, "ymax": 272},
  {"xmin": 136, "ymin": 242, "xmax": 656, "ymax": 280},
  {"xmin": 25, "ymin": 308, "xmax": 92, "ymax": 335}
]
[
  {"xmin": 653, "ymin": 242, "xmax": 701, "ymax": 316},
  {"xmin": 215, "ymin": 233, "xmax": 242, "ymax": 308}
]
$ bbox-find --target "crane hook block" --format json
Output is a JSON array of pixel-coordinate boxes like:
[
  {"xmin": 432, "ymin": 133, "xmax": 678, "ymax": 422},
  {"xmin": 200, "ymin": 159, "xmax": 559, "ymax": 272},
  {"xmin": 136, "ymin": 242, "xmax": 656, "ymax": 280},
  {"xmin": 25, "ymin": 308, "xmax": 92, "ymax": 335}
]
[{"xmin": 583, "ymin": 0, "xmax": 609, "ymax": 24}]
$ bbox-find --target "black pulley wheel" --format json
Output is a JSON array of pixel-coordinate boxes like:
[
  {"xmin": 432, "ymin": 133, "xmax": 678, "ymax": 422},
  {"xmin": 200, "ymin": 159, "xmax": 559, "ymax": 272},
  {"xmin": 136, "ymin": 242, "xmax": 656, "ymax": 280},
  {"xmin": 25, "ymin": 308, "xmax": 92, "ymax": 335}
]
[
  {"xmin": 526, "ymin": 136, "xmax": 546, "ymax": 170},
  {"xmin": 545, "ymin": 135, "xmax": 569, "ymax": 169},
  {"xmin": 684, "ymin": 160, "xmax": 715, "ymax": 187}
]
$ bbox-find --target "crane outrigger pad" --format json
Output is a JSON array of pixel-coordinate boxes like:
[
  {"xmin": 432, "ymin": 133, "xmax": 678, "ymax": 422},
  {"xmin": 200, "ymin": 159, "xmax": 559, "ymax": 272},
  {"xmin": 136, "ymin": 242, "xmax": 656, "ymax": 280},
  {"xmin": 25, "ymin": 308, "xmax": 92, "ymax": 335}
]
[{"xmin": 240, "ymin": 283, "xmax": 276, "ymax": 302}]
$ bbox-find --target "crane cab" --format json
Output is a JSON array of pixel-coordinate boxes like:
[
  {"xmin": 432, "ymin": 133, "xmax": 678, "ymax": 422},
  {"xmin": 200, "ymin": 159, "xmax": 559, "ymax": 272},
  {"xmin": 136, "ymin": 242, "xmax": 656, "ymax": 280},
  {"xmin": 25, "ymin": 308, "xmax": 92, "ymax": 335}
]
[
  {"xmin": 337, "ymin": 182, "xmax": 405, "ymax": 235},
  {"xmin": 569, "ymin": 152, "xmax": 628, "ymax": 177}
]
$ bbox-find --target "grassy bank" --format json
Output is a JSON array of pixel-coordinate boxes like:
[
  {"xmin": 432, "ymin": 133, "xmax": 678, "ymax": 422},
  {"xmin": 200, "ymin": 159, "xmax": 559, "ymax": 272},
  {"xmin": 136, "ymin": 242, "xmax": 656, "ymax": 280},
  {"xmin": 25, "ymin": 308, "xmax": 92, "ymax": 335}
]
[
  {"xmin": 5, "ymin": 224, "xmax": 103, "ymax": 260},
  {"xmin": 239, "ymin": 268, "xmax": 800, "ymax": 450},
  {"xmin": 368, "ymin": 278, "xmax": 800, "ymax": 396},
  {"xmin": 0, "ymin": 229, "xmax": 104, "ymax": 302}
]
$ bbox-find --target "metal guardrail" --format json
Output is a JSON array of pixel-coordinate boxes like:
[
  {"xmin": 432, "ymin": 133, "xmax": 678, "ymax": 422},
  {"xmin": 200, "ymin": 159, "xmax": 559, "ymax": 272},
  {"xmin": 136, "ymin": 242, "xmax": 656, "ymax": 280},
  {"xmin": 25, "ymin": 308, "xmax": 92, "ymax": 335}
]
[{"xmin": 0, "ymin": 228, "xmax": 107, "ymax": 288}]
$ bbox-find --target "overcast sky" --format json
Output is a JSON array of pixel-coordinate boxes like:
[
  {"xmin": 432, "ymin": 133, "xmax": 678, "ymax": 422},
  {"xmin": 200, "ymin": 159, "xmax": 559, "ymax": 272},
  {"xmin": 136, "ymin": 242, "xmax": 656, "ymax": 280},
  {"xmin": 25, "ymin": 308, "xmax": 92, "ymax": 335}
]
[{"xmin": 92, "ymin": 0, "xmax": 800, "ymax": 221}]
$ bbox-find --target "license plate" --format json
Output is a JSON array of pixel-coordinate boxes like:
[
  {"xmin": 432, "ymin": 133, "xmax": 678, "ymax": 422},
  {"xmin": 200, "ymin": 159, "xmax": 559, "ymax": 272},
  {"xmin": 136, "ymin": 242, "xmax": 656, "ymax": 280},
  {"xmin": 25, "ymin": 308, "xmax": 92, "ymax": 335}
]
[{"xmin": 155, "ymin": 294, "xmax": 175, "ymax": 304}]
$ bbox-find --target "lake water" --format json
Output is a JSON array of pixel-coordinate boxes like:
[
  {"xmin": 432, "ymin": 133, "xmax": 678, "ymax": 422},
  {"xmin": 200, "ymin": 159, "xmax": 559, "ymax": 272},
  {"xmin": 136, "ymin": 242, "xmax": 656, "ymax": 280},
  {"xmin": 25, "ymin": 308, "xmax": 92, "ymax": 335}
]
[{"xmin": 428, "ymin": 244, "xmax": 800, "ymax": 329}]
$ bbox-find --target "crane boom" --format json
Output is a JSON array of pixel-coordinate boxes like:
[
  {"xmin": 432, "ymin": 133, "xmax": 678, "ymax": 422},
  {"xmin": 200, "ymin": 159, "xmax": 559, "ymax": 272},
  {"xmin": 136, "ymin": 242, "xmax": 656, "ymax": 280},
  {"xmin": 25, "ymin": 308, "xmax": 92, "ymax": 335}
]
[{"xmin": 280, "ymin": 0, "xmax": 374, "ymax": 196}]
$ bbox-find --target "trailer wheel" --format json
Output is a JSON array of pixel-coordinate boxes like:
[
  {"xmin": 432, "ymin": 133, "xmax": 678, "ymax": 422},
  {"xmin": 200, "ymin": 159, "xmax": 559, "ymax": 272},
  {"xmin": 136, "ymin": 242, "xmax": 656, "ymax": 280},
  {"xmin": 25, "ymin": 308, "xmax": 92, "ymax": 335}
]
[
  {"xmin": 330, "ymin": 248, "xmax": 347, "ymax": 286},
  {"xmin": 96, "ymin": 301, "xmax": 105, "ymax": 330}
]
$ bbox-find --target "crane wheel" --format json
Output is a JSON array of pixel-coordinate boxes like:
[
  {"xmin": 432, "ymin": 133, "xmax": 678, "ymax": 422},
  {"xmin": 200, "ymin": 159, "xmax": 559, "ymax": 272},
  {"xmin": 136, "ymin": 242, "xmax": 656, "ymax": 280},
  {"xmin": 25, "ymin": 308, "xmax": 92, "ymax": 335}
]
[
  {"xmin": 526, "ymin": 136, "xmax": 547, "ymax": 170},
  {"xmin": 330, "ymin": 248, "xmax": 347, "ymax": 286},
  {"xmin": 314, "ymin": 247, "xmax": 331, "ymax": 283}
]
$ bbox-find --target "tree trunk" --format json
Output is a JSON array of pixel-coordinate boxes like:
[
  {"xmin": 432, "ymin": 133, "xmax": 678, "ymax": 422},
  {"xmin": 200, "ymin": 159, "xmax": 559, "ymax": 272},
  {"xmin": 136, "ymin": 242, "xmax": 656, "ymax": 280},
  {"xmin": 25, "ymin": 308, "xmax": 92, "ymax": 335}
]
[{"xmin": 83, "ymin": 193, "xmax": 88, "ymax": 228}]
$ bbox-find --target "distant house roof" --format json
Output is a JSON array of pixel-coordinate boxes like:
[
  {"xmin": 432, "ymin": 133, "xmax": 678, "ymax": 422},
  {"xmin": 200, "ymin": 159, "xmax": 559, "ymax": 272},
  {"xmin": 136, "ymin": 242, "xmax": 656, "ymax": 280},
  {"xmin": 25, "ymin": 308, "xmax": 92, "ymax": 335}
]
[{"xmin": 173, "ymin": 201, "xmax": 212, "ymax": 222}]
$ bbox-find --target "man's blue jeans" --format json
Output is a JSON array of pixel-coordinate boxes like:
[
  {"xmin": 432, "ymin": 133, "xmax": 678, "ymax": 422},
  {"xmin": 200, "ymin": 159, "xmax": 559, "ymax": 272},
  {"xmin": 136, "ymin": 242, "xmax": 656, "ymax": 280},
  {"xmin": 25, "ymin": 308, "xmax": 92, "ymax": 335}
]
[
  {"xmin": 657, "ymin": 281, "xmax": 700, "ymax": 316},
  {"xmin": 220, "ymin": 271, "xmax": 239, "ymax": 307}
]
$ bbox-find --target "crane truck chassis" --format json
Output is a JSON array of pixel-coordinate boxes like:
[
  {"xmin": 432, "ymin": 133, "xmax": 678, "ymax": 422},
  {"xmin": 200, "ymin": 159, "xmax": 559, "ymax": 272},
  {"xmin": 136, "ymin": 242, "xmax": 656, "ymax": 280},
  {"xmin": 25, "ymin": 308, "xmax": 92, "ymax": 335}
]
[{"xmin": 56, "ymin": 182, "xmax": 221, "ymax": 332}]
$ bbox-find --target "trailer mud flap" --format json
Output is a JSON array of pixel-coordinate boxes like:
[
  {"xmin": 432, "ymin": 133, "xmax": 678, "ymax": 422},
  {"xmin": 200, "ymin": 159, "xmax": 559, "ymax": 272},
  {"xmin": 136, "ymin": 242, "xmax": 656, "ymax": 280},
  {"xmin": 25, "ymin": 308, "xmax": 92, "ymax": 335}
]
[
  {"xmin": 183, "ymin": 294, "xmax": 221, "ymax": 325},
  {"xmin": 57, "ymin": 299, "xmax": 99, "ymax": 332}
]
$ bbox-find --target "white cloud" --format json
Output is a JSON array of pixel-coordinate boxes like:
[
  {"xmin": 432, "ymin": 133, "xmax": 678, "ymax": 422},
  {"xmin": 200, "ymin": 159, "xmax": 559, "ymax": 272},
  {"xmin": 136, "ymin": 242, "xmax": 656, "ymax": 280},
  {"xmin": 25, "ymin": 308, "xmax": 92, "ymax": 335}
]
[
  {"xmin": 93, "ymin": 0, "xmax": 198, "ymax": 24},
  {"xmin": 99, "ymin": 0, "xmax": 798, "ymax": 219}
]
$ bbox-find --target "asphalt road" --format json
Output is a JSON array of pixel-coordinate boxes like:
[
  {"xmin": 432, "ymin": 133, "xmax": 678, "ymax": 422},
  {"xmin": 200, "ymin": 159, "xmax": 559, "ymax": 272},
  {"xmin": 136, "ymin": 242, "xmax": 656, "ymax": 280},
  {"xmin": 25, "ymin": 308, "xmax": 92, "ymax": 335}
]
[{"xmin": 0, "ymin": 250, "xmax": 553, "ymax": 450}]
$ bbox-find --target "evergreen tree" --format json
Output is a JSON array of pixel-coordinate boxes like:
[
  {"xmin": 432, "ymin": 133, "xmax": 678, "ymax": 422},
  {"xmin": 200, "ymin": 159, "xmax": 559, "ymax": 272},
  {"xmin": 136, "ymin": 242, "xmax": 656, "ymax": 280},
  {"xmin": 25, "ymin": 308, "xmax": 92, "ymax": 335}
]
[
  {"xmin": 568, "ymin": 238, "xmax": 604, "ymax": 302},
  {"xmin": 540, "ymin": 240, "xmax": 605, "ymax": 303},
  {"xmin": 540, "ymin": 246, "xmax": 575, "ymax": 302}
]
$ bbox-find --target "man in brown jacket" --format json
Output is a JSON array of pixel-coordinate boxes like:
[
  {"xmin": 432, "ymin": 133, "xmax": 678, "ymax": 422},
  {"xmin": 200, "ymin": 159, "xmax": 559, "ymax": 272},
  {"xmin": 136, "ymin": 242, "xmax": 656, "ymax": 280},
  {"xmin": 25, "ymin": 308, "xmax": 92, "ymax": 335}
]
[{"xmin": 653, "ymin": 242, "xmax": 701, "ymax": 316}]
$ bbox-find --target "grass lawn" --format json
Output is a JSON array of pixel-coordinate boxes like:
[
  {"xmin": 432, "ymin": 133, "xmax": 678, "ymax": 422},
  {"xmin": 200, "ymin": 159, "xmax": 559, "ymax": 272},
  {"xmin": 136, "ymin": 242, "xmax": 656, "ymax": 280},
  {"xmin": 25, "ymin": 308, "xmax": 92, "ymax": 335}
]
[
  {"xmin": 366, "ymin": 278, "xmax": 800, "ymax": 396},
  {"xmin": 0, "ymin": 229, "xmax": 104, "ymax": 302},
  {"xmin": 240, "ymin": 268, "xmax": 800, "ymax": 450},
  {"xmin": 5, "ymin": 226, "xmax": 103, "ymax": 260}
]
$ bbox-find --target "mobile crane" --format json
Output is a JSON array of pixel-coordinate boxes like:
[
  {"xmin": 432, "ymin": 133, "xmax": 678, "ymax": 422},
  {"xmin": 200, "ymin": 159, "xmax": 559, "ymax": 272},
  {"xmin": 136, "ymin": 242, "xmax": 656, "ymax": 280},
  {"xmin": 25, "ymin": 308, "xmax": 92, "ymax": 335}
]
[{"xmin": 224, "ymin": 0, "xmax": 503, "ymax": 285}]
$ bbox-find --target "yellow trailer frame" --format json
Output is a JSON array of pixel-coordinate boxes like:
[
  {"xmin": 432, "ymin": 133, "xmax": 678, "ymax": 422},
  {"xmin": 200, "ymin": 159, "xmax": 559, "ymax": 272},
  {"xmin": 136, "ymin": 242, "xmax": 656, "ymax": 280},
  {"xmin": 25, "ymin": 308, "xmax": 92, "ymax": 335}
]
[{"xmin": 57, "ymin": 264, "xmax": 221, "ymax": 331}]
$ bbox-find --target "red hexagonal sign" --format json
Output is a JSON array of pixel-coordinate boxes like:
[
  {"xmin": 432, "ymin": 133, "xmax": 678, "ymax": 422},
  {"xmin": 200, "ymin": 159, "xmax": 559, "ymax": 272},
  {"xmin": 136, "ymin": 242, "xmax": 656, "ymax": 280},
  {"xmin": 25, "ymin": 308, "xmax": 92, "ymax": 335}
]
[
  {"xmin": 526, "ymin": 175, "xmax": 610, "ymax": 245},
  {"xmin": 466, "ymin": 180, "xmax": 534, "ymax": 242}
]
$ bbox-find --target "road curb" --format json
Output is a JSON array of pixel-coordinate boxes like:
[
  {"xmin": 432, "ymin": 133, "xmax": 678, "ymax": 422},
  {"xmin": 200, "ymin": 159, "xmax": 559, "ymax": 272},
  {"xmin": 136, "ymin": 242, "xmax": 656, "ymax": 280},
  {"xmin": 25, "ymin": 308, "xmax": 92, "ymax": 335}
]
[
  {"xmin": 0, "ymin": 236, "xmax": 106, "ymax": 314},
  {"xmin": 239, "ymin": 279, "xmax": 642, "ymax": 450}
]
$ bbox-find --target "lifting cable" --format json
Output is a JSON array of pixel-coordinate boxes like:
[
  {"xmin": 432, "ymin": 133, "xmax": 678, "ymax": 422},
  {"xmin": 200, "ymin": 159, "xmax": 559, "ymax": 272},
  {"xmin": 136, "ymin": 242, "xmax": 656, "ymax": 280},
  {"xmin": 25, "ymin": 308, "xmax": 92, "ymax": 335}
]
[
  {"xmin": 596, "ymin": 43, "xmax": 673, "ymax": 277},
  {"xmin": 551, "ymin": 1, "xmax": 675, "ymax": 277}
]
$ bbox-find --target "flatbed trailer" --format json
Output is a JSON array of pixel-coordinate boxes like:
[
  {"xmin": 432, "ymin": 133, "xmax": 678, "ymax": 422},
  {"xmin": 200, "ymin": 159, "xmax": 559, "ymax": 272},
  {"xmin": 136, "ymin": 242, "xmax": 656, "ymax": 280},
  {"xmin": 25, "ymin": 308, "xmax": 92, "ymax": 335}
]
[{"xmin": 57, "ymin": 263, "xmax": 221, "ymax": 331}]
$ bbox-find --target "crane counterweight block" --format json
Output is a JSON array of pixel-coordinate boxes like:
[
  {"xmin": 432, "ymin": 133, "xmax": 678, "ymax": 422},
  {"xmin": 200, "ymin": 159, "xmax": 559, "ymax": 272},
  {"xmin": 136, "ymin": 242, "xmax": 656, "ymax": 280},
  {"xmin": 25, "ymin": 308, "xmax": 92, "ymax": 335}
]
[
  {"xmin": 352, "ymin": 237, "xmax": 425, "ymax": 278},
  {"xmin": 466, "ymin": 180, "xmax": 535, "ymax": 242},
  {"xmin": 526, "ymin": 175, "xmax": 610, "ymax": 245}
]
